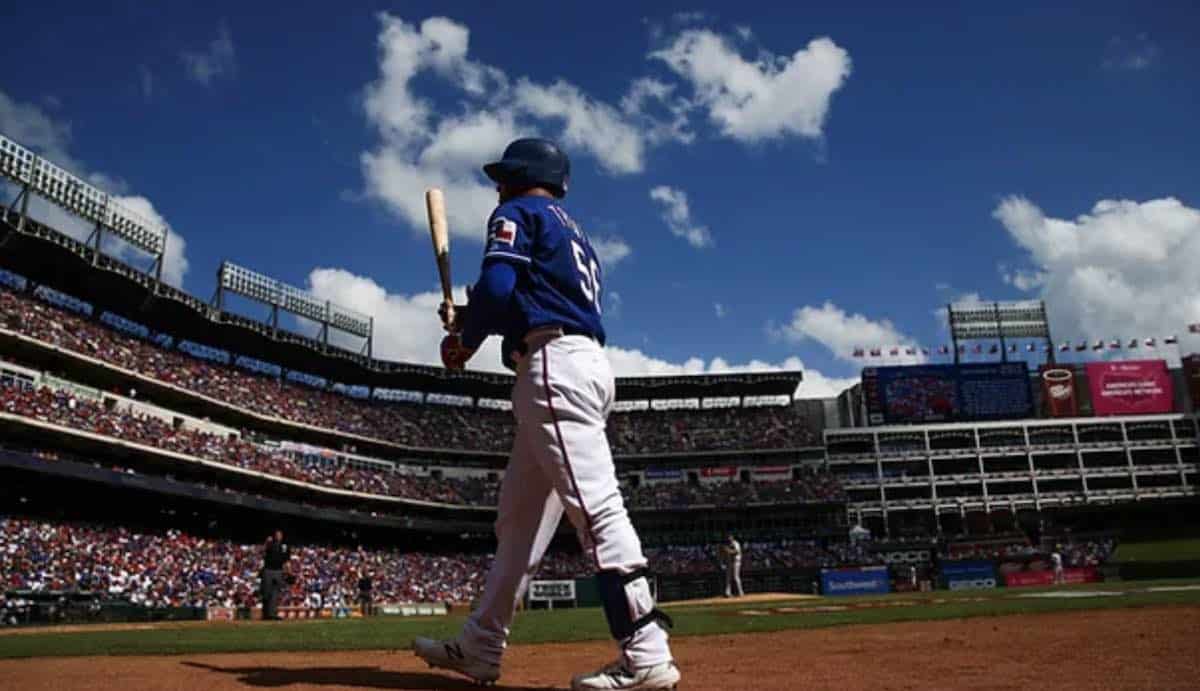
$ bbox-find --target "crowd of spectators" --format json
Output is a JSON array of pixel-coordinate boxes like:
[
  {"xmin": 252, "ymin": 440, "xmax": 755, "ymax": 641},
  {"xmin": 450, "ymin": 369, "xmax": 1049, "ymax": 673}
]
[
  {"xmin": 0, "ymin": 286, "xmax": 819, "ymax": 455},
  {"xmin": 0, "ymin": 381, "xmax": 843, "ymax": 511},
  {"xmin": 1055, "ymin": 538, "xmax": 1117, "ymax": 567},
  {"xmin": 1, "ymin": 516, "xmax": 884, "ymax": 610},
  {"xmin": 623, "ymin": 471, "xmax": 845, "ymax": 509},
  {"xmin": 941, "ymin": 536, "xmax": 1037, "ymax": 560},
  {"xmin": 644, "ymin": 539, "xmax": 881, "ymax": 575},
  {"xmin": 938, "ymin": 534, "xmax": 1116, "ymax": 567},
  {"xmin": 608, "ymin": 406, "xmax": 818, "ymax": 453},
  {"xmin": 0, "ymin": 382, "xmax": 498, "ymax": 506},
  {"xmin": 0, "ymin": 516, "xmax": 490, "ymax": 608}
]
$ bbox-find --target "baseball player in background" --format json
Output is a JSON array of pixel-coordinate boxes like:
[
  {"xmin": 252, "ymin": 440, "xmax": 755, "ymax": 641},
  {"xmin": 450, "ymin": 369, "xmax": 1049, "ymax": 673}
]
[
  {"xmin": 413, "ymin": 139, "xmax": 680, "ymax": 691},
  {"xmin": 722, "ymin": 534, "xmax": 744, "ymax": 598},
  {"xmin": 1051, "ymin": 547, "xmax": 1065, "ymax": 585}
]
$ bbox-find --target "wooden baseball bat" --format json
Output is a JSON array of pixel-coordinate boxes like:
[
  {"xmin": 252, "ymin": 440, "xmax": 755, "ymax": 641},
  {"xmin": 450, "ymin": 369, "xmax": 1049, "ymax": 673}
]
[{"xmin": 425, "ymin": 188, "xmax": 455, "ymax": 328}]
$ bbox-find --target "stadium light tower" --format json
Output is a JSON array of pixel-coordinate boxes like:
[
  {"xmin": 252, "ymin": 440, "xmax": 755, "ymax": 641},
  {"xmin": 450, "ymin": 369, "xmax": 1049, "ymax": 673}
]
[
  {"xmin": 0, "ymin": 132, "xmax": 169, "ymax": 282},
  {"xmin": 947, "ymin": 300, "xmax": 1053, "ymax": 365},
  {"xmin": 215, "ymin": 261, "xmax": 375, "ymax": 356}
]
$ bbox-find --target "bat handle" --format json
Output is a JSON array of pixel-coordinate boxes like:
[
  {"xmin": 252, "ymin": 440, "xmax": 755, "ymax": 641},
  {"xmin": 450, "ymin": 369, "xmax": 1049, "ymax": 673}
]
[{"xmin": 439, "ymin": 299, "xmax": 457, "ymax": 332}]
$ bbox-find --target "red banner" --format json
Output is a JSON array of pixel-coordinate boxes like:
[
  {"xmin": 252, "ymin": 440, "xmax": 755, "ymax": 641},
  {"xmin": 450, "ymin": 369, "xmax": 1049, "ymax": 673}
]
[
  {"xmin": 700, "ymin": 467, "xmax": 736, "ymax": 478},
  {"xmin": 1039, "ymin": 366, "xmax": 1079, "ymax": 417},
  {"xmin": 1086, "ymin": 360, "xmax": 1174, "ymax": 416},
  {"xmin": 1184, "ymin": 355, "xmax": 1200, "ymax": 412},
  {"xmin": 751, "ymin": 465, "xmax": 792, "ymax": 478},
  {"xmin": 1003, "ymin": 567, "xmax": 1101, "ymax": 587},
  {"xmin": 206, "ymin": 607, "xmax": 235, "ymax": 622}
]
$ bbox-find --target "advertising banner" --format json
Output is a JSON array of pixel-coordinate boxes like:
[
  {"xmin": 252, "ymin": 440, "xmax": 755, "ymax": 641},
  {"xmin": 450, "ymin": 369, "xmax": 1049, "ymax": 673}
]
[
  {"xmin": 643, "ymin": 467, "xmax": 683, "ymax": 482},
  {"xmin": 940, "ymin": 560, "xmax": 998, "ymax": 590},
  {"xmin": 820, "ymin": 566, "xmax": 891, "ymax": 596},
  {"xmin": 1039, "ymin": 366, "xmax": 1079, "ymax": 417},
  {"xmin": 700, "ymin": 467, "xmax": 737, "ymax": 478},
  {"xmin": 1003, "ymin": 567, "xmax": 1101, "ymax": 588},
  {"xmin": 879, "ymin": 549, "xmax": 932, "ymax": 565},
  {"xmin": 750, "ymin": 465, "xmax": 792, "ymax": 479},
  {"xmin": 862, "ymin": 363, "xmax": 1033, "ymax": 425},
  {"xmin": 1086, "ymin": 360, "xmax": 1174, "ymax": 416},
  {"xmin": 528, "ymin": 580, "xmax": 577, "ymax": 604},
  {"xmin": 206, "ymin": 606, "xmax": 236, "ymax": 622},
  {"xmin": 1184, "ymin": 355, "xmax": 1200, "ymax": 412},
  {"xmin": 379, "ymin": 602, "xmax": 449, "ymax": 617}
]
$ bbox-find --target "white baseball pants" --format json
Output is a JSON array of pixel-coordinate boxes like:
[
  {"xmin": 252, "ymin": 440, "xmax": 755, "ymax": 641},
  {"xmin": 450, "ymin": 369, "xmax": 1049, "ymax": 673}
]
[
  {"xmin": 725, "ymin": 558, "xmax": 743, "ymax": 597},
  {"xmin": 461, "ymin": 335, "xmax": 672, "ymax": 669}
]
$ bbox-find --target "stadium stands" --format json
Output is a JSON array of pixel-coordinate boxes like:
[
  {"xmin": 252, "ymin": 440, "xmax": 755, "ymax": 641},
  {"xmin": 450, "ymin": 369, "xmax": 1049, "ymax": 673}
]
[
  {"xmin": 0, "ymin": 284, "xmax": 821, "ymax": 455},
  {"xmin": 0, "ymin": 380, "xmax": 842, "ymax": 510}
]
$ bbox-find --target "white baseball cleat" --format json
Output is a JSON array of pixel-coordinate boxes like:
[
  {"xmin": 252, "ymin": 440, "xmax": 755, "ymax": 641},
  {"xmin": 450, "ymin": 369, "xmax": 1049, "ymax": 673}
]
[
  {"xmin": 412, "ymin": 636, "xmax": 500, "ymax": 685},
  {"xmin": 571, "ymin": 659, "xmax": 681, "ymax": 691}
]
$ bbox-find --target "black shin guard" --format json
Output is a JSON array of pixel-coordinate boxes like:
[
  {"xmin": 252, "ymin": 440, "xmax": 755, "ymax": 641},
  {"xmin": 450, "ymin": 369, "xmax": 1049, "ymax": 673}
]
[{"xmin": 596, "ymin": 569, "xmax": 673, "ymax": 641}]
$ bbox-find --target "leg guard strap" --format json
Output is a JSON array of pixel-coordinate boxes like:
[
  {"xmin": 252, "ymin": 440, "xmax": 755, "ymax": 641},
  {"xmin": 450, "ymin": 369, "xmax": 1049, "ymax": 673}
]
[{"xmin": 596, "ymin": 569, "xmax": 674, "ymax": 641}]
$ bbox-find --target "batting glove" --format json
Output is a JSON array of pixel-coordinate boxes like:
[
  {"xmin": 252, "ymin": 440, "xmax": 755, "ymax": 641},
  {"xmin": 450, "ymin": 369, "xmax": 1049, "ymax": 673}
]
[{"xmin": 440, "ymin": 333, "xmax": 477, "ymax": 370}]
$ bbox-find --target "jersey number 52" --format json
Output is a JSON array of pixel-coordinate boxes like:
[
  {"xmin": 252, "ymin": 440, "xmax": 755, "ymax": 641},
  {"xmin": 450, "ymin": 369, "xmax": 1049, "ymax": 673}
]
[{"xmin": 571, "ymin": 240, "xmax": 601, "ymax": 314}]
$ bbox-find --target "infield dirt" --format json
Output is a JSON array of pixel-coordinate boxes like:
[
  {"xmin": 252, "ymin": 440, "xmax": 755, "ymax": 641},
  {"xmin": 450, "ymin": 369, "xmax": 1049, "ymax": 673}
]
[{"xmin": 2, "ymin": 605, "xmax": 1197, "ymax": 690}]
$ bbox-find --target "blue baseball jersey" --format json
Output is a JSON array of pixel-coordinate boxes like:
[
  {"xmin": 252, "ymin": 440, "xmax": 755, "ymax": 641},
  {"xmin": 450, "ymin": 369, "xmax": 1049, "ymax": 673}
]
[{"xmin": 481, "ymin": 195, "xmax": 606, "ymax": 353}]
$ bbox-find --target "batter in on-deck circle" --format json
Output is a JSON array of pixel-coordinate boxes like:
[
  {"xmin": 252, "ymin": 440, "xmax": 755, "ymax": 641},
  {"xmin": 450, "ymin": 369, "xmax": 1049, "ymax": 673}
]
[{"xmin": 413, "ymin": 138, "xmax": 681, "ymax": 691}]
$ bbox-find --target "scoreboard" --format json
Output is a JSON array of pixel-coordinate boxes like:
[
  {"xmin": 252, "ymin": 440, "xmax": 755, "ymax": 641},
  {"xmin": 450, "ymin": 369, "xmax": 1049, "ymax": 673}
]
[{"xmin": 863, "ymin": 362, "xmax": 1033, "ymax": 425}]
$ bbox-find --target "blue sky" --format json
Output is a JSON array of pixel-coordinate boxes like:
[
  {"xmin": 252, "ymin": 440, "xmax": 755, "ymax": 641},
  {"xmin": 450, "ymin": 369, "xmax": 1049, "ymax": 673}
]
[{"xmin": 1, "ymin": 1, "xmax": 1198, "ymax": 395}]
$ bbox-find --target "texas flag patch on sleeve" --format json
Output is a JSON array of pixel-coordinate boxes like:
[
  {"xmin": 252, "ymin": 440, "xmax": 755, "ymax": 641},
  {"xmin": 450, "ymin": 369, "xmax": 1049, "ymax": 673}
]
[{"xmin": 489, "ymin": 217, "xmax": 517, "ymax": 245}]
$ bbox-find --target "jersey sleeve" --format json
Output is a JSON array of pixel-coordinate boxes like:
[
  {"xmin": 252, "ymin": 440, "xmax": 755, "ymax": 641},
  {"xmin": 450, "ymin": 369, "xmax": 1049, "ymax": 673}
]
[{"xmin": 483, "ymin": 209, "xmax": 533, "ymax": 265}]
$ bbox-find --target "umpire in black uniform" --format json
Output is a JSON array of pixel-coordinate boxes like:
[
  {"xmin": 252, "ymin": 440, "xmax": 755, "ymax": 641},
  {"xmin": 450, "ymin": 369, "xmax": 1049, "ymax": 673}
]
[{"xmin": 261, "ymin": 530, "xmax": 291, "ymax": 620}]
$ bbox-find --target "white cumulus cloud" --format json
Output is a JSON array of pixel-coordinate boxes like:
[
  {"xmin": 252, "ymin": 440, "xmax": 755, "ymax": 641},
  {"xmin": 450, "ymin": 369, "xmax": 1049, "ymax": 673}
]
[
  {"xmin": 993, "ymin": 195, "xmax": 1200, "ymax": 348},
  {"xmin": 649, "ymin": 185, "xmax": 713, "ymax": 248},
  {"xmin": 592, "ymin": 236, "xmax": 632, "ymax": 268},
  {"xmin": 650, "ymin": 29, "xmax": 851, "ymax": 142},
  {"xmin": 773, "ymin": 301, "xmax": 924, "ymax": 364},
  {"xmin": 359, "ymin": 14, "xmax": 686, "ymax": 241}
]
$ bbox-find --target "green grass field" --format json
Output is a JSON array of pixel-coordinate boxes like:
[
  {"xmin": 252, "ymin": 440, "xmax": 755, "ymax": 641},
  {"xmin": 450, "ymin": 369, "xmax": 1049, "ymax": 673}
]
[
  {"xmin": 1113, "ymin": 538, "xmax": 1200, "ymax": 562},
  {"xmin": 2, "ymin": 579, "xmax": 1198, "ymax": 660}
]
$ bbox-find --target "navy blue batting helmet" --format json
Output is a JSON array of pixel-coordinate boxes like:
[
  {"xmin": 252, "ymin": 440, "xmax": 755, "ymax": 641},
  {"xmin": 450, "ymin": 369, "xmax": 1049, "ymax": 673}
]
[{"xmin": 483, "ymin": 138, "xmax": 570, "ymax": 198}]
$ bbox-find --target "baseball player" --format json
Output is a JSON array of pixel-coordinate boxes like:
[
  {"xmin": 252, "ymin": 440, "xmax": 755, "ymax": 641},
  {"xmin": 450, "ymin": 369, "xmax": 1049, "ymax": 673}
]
[
  {"xmin": 413, "ymin": 138, "xmax": 679, "ymax": 691},
  {"xmin": 722, "ymin": 534, "xmax": 744, "ymax": 598},
  {"xmin": 1051, "ymin": 548, "xmax": 1064, "ymax": 585}
]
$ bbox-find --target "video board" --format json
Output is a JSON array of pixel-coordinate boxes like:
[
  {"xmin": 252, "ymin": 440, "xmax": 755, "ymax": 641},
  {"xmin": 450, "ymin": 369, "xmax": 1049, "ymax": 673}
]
[{"xmin": 862, "ymin": 362, "xmax": 1033, "ymax": 425}]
